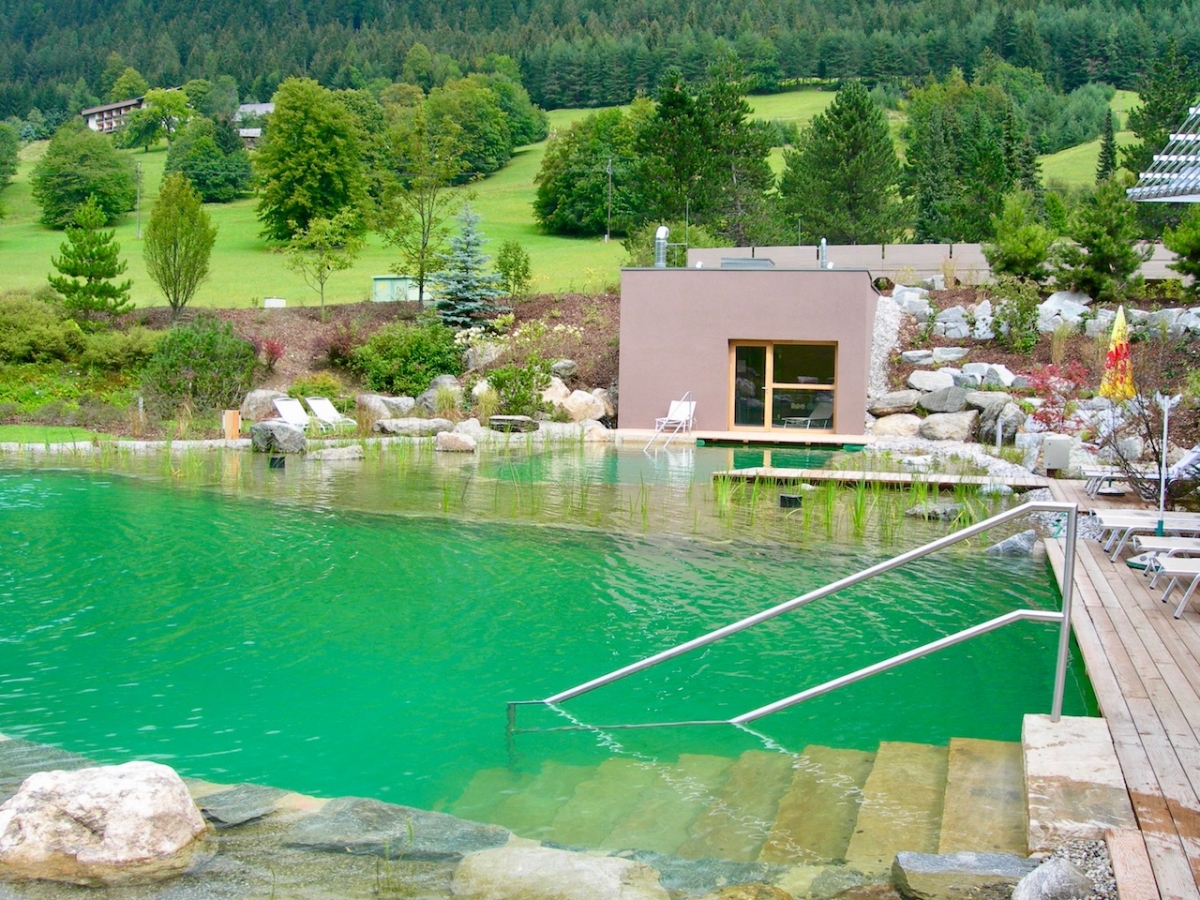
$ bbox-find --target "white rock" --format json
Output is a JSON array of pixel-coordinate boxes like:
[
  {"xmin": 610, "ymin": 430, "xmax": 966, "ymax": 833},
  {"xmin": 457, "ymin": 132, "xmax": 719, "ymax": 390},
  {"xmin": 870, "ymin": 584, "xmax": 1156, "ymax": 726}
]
[
  {"xmin": 562, "ymin": 390, "xmax": 607, "ymax": 422},
  {"xmin": 590, "ymin": 388, "xmax": 615, "ymax": 418},
  {"xmin": 871, "ymin": 413, "xmax": 922, "ymax": 437},
  {"xmin": 902, "ymin": 350, "xmax": 934, "ymax": 365},
  {"xmin": 0, "ymin": 761, "xmax": 209, "ymax": 886},
  {"xmin": 908, "ymin": 370, "xmax": 955, "ymax": 392},
  {"xmin": 240, "ymin": 389, "xmax": 287, "ymax": 421},
  {"xmin": 452, "ymin": 845, "xmax": 669, "ymax": 900},
  {"xmin": 471, "ymin": 379, "xmax": 492, "ymax": 399},
  {"xmin": 1046, "ymin": 289, "xmax": 1093, "ymax": 308},
  {"xmin": 932, "ymin": 347, "xmax": 969, "ymax": 364},
  {"xmin": 983, "ymin": 364, "xmax": 1017, "ymax": 388},
  {"xmin": 918, "ymin": 410, "xmax": 979, "ymax": 441},
  {"xmin": 436, "ymin": 431, "xmax": 477, "ymax": 452},
  {"xmin": 541, "ymin": 377, "xmax": 570, "ymax": 408}
]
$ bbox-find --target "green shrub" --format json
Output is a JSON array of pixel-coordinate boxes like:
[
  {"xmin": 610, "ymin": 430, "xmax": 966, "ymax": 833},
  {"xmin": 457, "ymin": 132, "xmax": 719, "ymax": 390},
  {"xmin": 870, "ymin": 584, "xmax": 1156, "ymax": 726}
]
[
  {"xmin": 288, "ymin": 372, "xmax": 344, "ymax": 401},
  {"xmin": 0, "ymin": 291, "xmax": 85, "ymax": 363},
  {"xmin": 140, "ymin": 313, "xmax": 258, "ymax": 415},
  {"xmin": 486, "ymin": 356, "xmax": 551, "ymax": 417},
  {"xmin": 990, "ymin": 276, "xmax": 1043, "ymax": 354},
  {"xmin": 349, "ymin": 319, "xmax": 463, "ymax": 397},
  {"xmin": 79, "ymin": 326, "xmax": 162, "ymax": 371}
]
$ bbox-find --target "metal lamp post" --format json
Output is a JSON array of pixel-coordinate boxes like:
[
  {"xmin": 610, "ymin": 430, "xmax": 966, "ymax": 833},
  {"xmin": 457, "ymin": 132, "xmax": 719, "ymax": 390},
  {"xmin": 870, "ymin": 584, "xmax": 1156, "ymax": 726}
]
[{"xmin": 1156, "ymin": 392, "xmax": 1183, "ymax": 536}]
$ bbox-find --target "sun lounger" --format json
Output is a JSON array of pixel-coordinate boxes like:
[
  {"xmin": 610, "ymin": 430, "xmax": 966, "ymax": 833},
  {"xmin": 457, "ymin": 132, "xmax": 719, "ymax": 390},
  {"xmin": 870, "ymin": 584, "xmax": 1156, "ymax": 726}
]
[
  {"xmin": 273, "ymin": 397, "xmax": 314, "ymax": 430},
  {"xmin": 1154, "ymin": 558, "xmax": 1200, "ymax": 617},
  {"xmin": 1081, "ymin": 465, "xmax": 1141, "ymax": 498},
  {"xmin": 305, "ymin": 397, "xmax": 356, "ymax": 431},
  {"xmin": 1090, "ymin": 510, "xmax": 1200, "ymax": 560},
  {"xmin": 1131, "ymin": 536, "xmax": 1200, "ymax": 584},
  {"xmin": 643, "ymin": 392, "xmax": 695, "ymax": 452}
]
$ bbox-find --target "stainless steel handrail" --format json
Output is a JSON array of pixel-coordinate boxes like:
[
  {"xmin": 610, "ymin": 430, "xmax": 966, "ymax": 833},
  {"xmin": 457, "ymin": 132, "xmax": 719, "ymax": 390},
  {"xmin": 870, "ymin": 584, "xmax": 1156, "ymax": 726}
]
[{"xmin": 508, "ymin": 501, "xmax": 1079, "ymax": 734}]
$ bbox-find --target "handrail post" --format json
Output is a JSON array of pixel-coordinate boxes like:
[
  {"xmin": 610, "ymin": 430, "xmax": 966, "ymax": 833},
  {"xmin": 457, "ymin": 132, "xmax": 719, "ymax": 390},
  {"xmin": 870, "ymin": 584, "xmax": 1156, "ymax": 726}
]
[{"xmin": 1050, "ymin": 505, "xmax": 1078, "ymax": 722}]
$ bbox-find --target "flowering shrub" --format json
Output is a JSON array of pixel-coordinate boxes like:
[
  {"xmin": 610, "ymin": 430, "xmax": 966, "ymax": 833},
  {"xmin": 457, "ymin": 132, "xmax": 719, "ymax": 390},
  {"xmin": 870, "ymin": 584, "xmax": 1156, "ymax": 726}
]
[{"xmin": 1027, "ymin": 361, "xmax": 1091, "ymax": 433}]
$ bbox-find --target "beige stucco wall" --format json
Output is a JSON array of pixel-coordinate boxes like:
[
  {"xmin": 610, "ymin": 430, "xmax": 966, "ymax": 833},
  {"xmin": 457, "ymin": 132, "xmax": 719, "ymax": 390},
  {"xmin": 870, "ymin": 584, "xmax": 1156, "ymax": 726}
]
[{"xmin": 618, "ymin": 267, "xmax": 878, "ymax": 436}]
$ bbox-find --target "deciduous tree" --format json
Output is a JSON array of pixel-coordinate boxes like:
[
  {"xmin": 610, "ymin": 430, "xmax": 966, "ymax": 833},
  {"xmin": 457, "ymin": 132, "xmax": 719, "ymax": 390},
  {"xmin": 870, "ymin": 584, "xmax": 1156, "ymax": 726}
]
[
  {"xmin": 285, "ymin": 209, "xmax": 364, "ymax": 321},
  {"xmin": 777, "ymin": 80, "xmax": 905, "ymax": 244},
  {"xmin": 119, "ymin": 88, "xmax": 192, "ymax": 150},
  {"xmin": 31, "ymin": 125, "xmax": 136, "ymax": 228},
  {"xmin": 144, "ymin": 173, "xmax": 217, "ymax": 321},
  {"xmin": 255, "ymin": 78, "xmax": 366, "ymax": 242},
  {"xmin": 108, "ymin": 67, "xmax": 148, "ymax": 103},
  {"xmin": 47, "ymin": 196, "xmax": 133, "ymax": 323}
]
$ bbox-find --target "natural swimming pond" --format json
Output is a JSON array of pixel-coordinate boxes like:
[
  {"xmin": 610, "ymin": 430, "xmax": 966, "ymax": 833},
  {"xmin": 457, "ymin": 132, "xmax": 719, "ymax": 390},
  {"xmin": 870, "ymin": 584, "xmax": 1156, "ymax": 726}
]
[{"xmin": 0, "ymin": 442, "xmax": 1096, "ymax": 838}]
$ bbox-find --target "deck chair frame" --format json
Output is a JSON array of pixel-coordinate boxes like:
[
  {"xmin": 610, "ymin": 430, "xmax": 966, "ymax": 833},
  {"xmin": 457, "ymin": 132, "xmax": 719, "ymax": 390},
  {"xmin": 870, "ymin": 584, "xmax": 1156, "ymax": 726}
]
[{"xmin": 644, "ymin": 392, "xmax": 695, "ymax": 452}]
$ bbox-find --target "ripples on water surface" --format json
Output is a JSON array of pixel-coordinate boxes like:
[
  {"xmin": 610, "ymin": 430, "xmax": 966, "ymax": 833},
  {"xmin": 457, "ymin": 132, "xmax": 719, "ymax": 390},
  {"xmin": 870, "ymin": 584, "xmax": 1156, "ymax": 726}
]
[{"xmin": 0, "ymin": 445, "xmax": 1095, "ymax": 808}]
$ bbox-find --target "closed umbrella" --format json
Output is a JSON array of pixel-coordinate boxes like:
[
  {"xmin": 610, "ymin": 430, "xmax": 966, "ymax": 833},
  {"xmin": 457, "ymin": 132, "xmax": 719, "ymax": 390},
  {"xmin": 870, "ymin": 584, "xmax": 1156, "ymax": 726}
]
[{"xmin": 1099, "ymin": 306, "xmax": 1134, "ymax": 402}]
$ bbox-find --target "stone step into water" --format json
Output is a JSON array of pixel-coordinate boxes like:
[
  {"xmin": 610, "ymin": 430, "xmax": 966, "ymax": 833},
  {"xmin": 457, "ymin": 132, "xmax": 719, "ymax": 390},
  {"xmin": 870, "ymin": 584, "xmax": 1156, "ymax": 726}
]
[
  {"xmin": 760, "ymin": 745, "xmax": 875, "ymax": 865},
  {"xmin": 938, "ymin": 738, "xmax": 1026, "ymax": 855},
  {"xmin": 601, "ymin": 753, "xmax": 735, "ymax": 856},
  {"xmin": 844, "ymin": 741, "xmax": 949, "ymax": 875},
  {"xmin": 0, "ymin": 738, "xmax": 95, "ymax": 805},
  {"xmin": 677, "ymin": 749, "xmax": 797, "ymax": 863},
  {"xmin": 487, "ymin": 761, "xmax": 596, "ymax": 841},
  {"xmin": 549, "ymin": 758, "xmax": 663, "ymax": 849},
  {"xmin": 448, "ymin": 767, "xmax": 534, "ymax": 825}
]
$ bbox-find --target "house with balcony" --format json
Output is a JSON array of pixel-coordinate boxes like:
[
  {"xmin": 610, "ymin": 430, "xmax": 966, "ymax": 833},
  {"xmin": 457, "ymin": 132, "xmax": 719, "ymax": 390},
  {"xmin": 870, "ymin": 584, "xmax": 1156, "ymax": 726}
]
[{"xmin": 80, "ymin": 97, "xmax": 144, "ymax": 133}]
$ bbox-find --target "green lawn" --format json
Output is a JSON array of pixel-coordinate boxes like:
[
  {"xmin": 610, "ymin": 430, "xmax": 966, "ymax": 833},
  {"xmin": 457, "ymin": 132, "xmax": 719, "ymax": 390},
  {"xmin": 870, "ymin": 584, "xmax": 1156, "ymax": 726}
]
[
  {"xmin": 0, "ymin": 86, "xmax": 1143, "ymax": 309},
  {"xmin": 0, "ymin": 425, "xmax": 114, "ymax": 443}
]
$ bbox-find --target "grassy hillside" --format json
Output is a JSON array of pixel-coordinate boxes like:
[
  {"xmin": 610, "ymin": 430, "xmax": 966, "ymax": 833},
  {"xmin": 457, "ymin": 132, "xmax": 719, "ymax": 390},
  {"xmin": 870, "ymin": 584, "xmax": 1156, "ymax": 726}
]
[{"xmin": 0, "ymin": 86, "xmax": 1140, "ymax": 310}]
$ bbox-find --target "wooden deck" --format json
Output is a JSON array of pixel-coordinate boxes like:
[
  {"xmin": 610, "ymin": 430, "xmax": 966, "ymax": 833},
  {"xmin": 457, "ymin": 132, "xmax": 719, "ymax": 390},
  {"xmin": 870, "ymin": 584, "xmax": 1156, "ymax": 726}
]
[
  {"xmin": 714, "ymin": 467, "xmax": 1051, "ymax": 491},
  {"xmin": 1048, "ymin": 479, "xmax": 1200, "ymax": 900}
]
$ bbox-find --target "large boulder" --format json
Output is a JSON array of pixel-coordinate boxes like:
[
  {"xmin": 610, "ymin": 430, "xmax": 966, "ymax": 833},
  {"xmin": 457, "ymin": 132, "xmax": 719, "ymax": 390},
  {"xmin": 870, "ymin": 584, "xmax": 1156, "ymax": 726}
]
[
  {"xmin": 240, "ymin": 389, "xmax": 287, "ymax": 421},
  {"xmin": 972, "ymin": 300, "xmax": 995, "ymax": 340},
  {"xmin": 0, "ymin": 761, "xmax": 209, "ymax": 886},
  {"xmin": 986, "ymin": 530, "xmax": 1038, "ymax": 556},
  {"xmin": 249, "ymin": 420, "xmax": 306, "ymax": 453},
  {"xmin": 892, "ymin": 851, "xmax": 1038, "ymax": 900},
  {"xmin": 563, "ymin": 390, "xmax": 608, "ymax": 422},
  {"xmin": 870, "ymin": 390, "xmax": 922, "ymax": 416},
  {"xmin": 978, "ymin": 401, "xmax": 1026, "ymax": 445},
  {"xmin": 542, "ymin": 376, "xmax": 571, "ymax": 408},
  {"xmin": 1011, "ymin": 858, "xmax": 1093, "ymax": 900},
  {"xmin": 357, "ymin": 394, "xmax": 416, "ymax": 420},
  {"xmin": 287, "ymin": 797, "xmax": 509, "ymax": 862},
  {"xmin": 373, "ymin": 417, "xmax": 454, "ymax": 436},
  {"xmin": 436, "ymin": 431, "xmax": 477, "ymax": 452},
  {"xmin": 551, "ymin": 359, "xmax": 579, "ymax": 381},
  {"xmin": 933, "ymin": 306, "xmax": 971, "ymax": 340},
  {"xmin": 918, "ymin": 387, "xmax": 969, "ymax": 414},
  {"xmin": 417, "ymin": 377, "xmax": 464, "ymax": 415},
  {"xmin": 872, "ymin": 414, "xmax": 922, "ymax": 438},
  {"xmin": 452, "ymin": 845, "xmax": 669, "ymax": 900},
  {"xmin": 591, "ymin": 388, "xmax": 616, "ymax": 419},
  {"xmin": 964, "ymin": 391, "xmax": 1011, "ymax": 411},
  {"xmin": 1038, "ymin": 294, "xmax": 1089, "ymax": 332},
  {"xmin": 918, "ymin": 410, "xmax": 978, "ymax": 441},
  {"xmin": 908, "ymin": 370, "xmax": 955, "ymax": 392}
]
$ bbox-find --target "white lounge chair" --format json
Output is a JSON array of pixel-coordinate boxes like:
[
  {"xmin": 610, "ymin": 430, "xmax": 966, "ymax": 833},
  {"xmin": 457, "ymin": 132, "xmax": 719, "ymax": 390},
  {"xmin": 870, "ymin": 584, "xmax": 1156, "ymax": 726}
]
[
  {"xmin": 643, "ymin": 392, "xmax": 695, "ymax": 451},
  {"xmin": 273, "ymin": 397, "xmax": 314, "ymax": 430},
  {"xmin": 1131, "ymin": 536, "xmax": 1200, "ymax": 579},
  {"xmin": 1092, "ymin": 510, "xmax": 1200, "ymax": 560},
  {"xmin": 784, "ymin": 399, "xmax": 834, "ymax": 429},
  {"xmin": 1154, "ymin": 558, "xmax": 1200, "ymax": 618},
  {"xmin": 305, "ymin": 397, "xmax": 356, "ymax": 431}
]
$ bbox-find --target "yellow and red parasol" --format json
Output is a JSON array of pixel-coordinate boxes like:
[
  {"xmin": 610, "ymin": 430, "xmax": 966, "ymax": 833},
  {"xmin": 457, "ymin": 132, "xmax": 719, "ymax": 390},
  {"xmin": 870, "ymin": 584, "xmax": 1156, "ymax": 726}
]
[{"xmin": 1098, "ymin": 306, "xmax": 1135, "ymax": 402}]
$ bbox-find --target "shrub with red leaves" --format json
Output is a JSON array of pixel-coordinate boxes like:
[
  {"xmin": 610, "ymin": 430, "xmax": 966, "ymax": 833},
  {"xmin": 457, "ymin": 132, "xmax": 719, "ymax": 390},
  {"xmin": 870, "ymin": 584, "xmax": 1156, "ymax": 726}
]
[{"xmin": 1027, "ymin": 361, "xmax": 1091, "ymax": 433}]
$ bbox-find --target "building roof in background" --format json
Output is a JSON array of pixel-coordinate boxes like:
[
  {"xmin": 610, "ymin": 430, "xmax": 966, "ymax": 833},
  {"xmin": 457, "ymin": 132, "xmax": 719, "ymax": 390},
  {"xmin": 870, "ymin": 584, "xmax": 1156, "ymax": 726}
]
[{"xmin": 236, "ymin": 102, "xmax": 274, "ymax": 120}]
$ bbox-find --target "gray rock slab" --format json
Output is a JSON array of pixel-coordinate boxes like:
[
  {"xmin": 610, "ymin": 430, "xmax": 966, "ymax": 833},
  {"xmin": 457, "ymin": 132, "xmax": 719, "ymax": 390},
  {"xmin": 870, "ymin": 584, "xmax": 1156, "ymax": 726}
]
[
  {"xmin": 951, "ymin": 371, "xmax": 981, "ymax": 388},
  {"xmin": 985, "ymin": 530, "xmax": 1038, "ymax": 556},
  {"xmin": 199, "ymin": 783, "xmax": 288, "ymax": 827},
  {"xmin": 1012, "ymin": 858, "xmax": 1093, "ymax": 900},
  {"xmin": 918, "ymin": 410, "xmax": 978, "ymax": 441},
  {"xmin": 932, "ymin": 348, "xmax": 969, "ymax": 364},
  {"xmin": 908, "ymin": 370, "xmax": 955, "ymax": 392},
  {"xmin": 0, "ymin": 740, "xmax": 95, "ymax": 806},
  {"xmin": 453, "ymin": 845, "xmax": 668, "ymax": 900},
  {"xmin": 285, "ymin": 796, "xmax": 510, "ymax": 861},
  {"xmin": 935, "ymin": 306, "xmax": 967, "ymax": 324},
  {"xmin": 870, "ymin": 390, "xmax": 922, "ymax": 416},
  {"xmin": 809, "ymin": 866, "xmax": 875, "ymax": 900},
  {"xmin": 983, "ymin": 364, "xmax": 1017, "ymax": 388},
  {"xmin": 918, "ymin": 387, "xmax": 969, "ymax": 414},
  {"xmin": 486, "ymin": 415, "xmax": 539, "ymax": 433},
  {"xmin": 620, "ymin": 851, "xmax": 787, "ymax": 896},
  {"xmin": 965, "ymin": 391, "xmax": 1012, "ymax": 410},
  {"xmin": 893, "ymin": 851, "xmax": 1038, "ymax": 900},
  {"xmin": 249, "ymin": 420, "xmax": 306, "ymax": 453},
  {"xmin": 372, "ymin": 417, "xmax": 454, "ymax": 437},
  {"xmin": 901, "ymin": 350, "xmax": 934, "ymax": 365},
  {"xmin": 240, "ymin": 389, "xmax": 287, "ymax": 421},
  {"xmin": 306, "ymin": 445, "xmax": 365, "ymax": 462}
]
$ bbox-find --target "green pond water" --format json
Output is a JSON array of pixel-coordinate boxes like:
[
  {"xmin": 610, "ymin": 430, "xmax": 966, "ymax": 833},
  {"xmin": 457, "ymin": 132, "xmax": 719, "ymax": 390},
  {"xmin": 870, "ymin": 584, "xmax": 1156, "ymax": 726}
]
[{"xmin": 0, "ymin": 443, "xmax": 1096, "ymax": 813}]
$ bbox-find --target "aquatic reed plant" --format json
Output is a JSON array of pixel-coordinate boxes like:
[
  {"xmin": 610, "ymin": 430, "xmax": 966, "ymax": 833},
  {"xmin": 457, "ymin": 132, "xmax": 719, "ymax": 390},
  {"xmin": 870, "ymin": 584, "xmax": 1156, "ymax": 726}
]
[{"xmin": 849, "ymin": 479, "xmax": 869, "ymax": 537}]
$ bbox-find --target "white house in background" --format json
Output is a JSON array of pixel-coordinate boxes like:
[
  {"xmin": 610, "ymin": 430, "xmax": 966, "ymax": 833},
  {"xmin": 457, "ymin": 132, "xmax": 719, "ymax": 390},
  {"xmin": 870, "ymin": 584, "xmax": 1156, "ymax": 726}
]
[{"xmin": 80, "ymin": 97, "xmax": 144, "ymax": 133}]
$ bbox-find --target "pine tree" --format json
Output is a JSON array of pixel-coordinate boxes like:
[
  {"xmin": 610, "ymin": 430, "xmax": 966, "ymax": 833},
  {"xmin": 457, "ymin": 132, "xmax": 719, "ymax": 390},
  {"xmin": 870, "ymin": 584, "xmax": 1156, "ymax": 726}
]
[
  {"xmin": 777, "ymin": 80, "xmax": 906, "ymax": 244},
  {"xmin": 1096, "ymin": 109, "xmax": 1118, "ymax": 183},
  {"xmin": 1052, "ymin": 177, "xmax": 1151, "ymax": 303},
  {"xmin": 430, "ymin": 205, "xmax": 508, "ymax": 329},
  {"xmin": 48, "ymin": 196, "xmax": 133, "ymax": 324}
]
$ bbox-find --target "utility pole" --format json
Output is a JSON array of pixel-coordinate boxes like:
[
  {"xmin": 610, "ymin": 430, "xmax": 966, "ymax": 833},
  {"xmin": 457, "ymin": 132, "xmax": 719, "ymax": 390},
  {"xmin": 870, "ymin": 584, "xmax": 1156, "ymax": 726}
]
[
  {"xmin": 605, "ymin": 157, "xmax": 613, "ymax": 243},
  {"xmin": 135, "ymin": 161, "xmax": 143, "ymax": 239}
]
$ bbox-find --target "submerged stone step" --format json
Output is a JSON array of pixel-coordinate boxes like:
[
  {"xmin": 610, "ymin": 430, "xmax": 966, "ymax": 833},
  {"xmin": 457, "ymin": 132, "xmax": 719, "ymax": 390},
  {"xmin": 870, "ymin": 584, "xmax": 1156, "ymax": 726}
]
[
  {"xmin": 844, "ymin": 741, "xmax": 948, "ymax": 875},
  {"xmin": 760, "ymin": 745, "xmax": 875, "ymax": 865},
  {"xmin": 0, "ymin": 738, "xmax": 94, "ymax": 805},
  {"xmin": 448, "ymin": 766, "xmax": 534, "ymax": 825},
  {"xmin": 938, "ymin": 738, "xmax": 1026, "ymax": 855},
  {"xmin": 677, "ymin": 749, "xmax": 796, "ymax": 863},
  {"xmin": 602, "ymin": 753, "xmax": 736, "ymax": 855},
  {"xmin": 488, "ymin": 761, "xmax": 596, "ymax": 841},
  {"xmin": 549, "ymin": 758, "xmax": 662, "ymax": 849}
]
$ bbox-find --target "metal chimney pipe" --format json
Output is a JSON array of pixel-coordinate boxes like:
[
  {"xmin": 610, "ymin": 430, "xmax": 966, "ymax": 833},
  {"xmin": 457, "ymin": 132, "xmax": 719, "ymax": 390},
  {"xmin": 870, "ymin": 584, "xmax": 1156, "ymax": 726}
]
[
  {"xmin": 654, "ymin": 226, "xmax": 669, "ymax": 268},
  {"xmin": 819, "ymin": 238, "xmax": 828, "ymax": 268}
]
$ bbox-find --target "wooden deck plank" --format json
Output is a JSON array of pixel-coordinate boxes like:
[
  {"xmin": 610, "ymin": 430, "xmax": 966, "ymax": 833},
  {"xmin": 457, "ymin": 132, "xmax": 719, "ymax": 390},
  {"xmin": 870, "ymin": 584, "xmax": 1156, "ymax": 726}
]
[
  {"xmin": 1047, "ymin": 481, "xmax": 1200, "ymax": 899},
  {"xmin": 713, "ymin": 467, "xmax": 1049, "ymax": 490}
]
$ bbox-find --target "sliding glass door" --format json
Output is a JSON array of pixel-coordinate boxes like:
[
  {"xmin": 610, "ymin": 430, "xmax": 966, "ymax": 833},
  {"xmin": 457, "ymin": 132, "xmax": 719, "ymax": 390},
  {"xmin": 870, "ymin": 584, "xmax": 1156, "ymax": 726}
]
[{"xmin": 731, "ymin": 342, "xmax": 836, "ymax": 431}]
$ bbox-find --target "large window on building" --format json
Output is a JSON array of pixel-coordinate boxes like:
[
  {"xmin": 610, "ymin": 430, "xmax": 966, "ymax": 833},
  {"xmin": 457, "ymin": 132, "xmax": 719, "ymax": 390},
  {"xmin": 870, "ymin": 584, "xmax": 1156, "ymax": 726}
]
[{"xmin": 731, "ymin": 342, "xmax": 836, "ymax": 430}]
